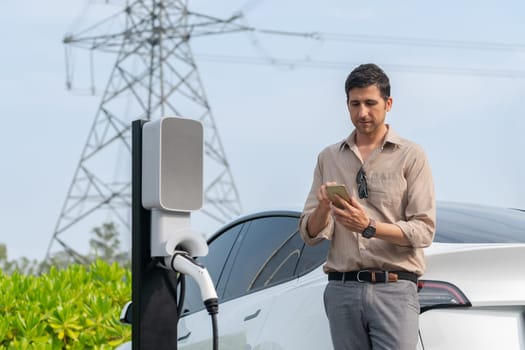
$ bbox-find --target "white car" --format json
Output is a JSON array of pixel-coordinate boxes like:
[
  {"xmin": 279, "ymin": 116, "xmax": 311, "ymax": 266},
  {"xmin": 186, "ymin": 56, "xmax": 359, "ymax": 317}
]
[{"xmin": 119, "ymin": 201, "xmax": 525, "ymax": 349}]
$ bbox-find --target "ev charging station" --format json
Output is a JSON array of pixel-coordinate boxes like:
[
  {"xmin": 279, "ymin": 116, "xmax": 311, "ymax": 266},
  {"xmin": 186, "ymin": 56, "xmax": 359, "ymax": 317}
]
[{"xmin": 131, "ymin": 117, "xmax": 218, "ymax": 350}]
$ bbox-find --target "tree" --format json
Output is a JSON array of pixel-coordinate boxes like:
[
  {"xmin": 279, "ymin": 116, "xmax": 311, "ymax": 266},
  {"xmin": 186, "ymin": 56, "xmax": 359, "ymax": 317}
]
[
  {"xmin": 0, "ymin": 243, "xmax": 42, "ymax": 275},
  {"xmin": 88, "ymin": 222, "xmax": 130, "ymax": 267},
  {"xmin": 0, "ymin": 222, "xmax": 130, "ymax": 275}
]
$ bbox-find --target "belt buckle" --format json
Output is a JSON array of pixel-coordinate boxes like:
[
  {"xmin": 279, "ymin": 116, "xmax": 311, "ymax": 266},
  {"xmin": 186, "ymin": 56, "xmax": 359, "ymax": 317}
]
[{"xmin": 356, "ymin": 270, "xmax": 369, "ymax": 283}]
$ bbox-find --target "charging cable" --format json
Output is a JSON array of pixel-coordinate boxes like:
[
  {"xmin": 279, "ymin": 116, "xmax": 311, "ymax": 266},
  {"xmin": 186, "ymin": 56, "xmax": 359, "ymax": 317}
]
[{"xmin": 164, "ymin": 251, "xmax": 219, "ymax": 350}]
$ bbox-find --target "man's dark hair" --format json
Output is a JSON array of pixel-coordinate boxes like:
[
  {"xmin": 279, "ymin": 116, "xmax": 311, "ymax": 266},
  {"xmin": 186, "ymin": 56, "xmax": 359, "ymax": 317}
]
[{"xmin": 344, "ymin": 63, "xmax": 391, "ymax": 102}]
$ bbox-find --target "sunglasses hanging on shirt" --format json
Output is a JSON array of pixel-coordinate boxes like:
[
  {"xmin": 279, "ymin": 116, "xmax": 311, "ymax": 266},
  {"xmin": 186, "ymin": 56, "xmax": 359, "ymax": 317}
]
[{"xmin": 356, "ymin": 167, "xmax": 369, "ymax": 199}]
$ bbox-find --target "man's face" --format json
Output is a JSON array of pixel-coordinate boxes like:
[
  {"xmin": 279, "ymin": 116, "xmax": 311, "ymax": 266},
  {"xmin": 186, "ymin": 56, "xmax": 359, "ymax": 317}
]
[{"xmin": 347, "ymin": 85, "xmax": 392, "ymax": 136}]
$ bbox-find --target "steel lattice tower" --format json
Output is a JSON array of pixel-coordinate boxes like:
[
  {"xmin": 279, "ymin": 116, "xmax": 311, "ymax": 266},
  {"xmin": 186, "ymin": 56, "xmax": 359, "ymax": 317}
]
[{"xmin": 47, "ymin": 0, "xmax": 246, "ymax": 260}]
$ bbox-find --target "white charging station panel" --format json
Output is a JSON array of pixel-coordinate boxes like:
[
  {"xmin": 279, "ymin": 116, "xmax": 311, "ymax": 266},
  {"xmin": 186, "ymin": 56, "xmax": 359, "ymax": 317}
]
[{"xmin": 142, "ymin": 117, "xmax": 203, "ymax": 212}]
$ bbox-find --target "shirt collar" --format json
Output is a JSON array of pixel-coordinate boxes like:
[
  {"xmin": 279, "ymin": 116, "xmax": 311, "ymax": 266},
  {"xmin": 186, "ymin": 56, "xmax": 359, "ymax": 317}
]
[{"xmin": 339, "ymin": 124, "xmax": 404, "ymax": 151}]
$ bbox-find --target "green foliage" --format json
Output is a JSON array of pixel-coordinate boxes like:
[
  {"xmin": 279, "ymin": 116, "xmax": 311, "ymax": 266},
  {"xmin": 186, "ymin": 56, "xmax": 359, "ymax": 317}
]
[{"xmin": 0, "ymin": 260, "xmax": 131, "ymax": 349}]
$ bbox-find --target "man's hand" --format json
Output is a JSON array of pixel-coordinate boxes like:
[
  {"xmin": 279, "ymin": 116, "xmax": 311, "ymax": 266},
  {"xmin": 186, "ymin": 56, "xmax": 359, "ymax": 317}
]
[
  {"xmin": 331, "ymin": 196, "xmax": 369, "ymax": 232},
  {"xmin": 306, "ymin": 181, "xmax": 337, "ymax": 237},
  {"xmin": 317, "ymin": 181, "xmax": 337, "ymax": 210}
]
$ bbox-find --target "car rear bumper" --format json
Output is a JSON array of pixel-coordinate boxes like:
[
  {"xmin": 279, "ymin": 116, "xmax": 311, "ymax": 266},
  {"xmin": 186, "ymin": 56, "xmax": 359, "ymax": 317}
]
[{"xmin": 419, "ymin": 306, "xmax": 525, "ymax": 349}]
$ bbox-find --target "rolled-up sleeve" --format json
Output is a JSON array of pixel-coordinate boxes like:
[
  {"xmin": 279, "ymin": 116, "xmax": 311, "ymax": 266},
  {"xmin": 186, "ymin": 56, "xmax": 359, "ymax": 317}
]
[
  {"xmin": 395, "ymin": 146, "xmax": 436, "ymax": 248},
  {"xmin": 299, "ymin": 211, "xmax": 334, "ymax": 245}
]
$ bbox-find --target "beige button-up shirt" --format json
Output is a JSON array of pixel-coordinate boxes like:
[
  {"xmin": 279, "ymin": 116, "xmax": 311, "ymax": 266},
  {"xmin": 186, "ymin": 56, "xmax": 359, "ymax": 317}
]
[{"xmin": 299, "ymin": 127, "xmax": 436, "ymax": 276}]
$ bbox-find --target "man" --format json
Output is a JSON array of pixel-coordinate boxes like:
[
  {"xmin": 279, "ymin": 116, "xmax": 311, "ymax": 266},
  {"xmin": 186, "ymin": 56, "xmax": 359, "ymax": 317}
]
[{"xmin": 299, "ymin": 63, "xmax": 435, "ymax": 350}]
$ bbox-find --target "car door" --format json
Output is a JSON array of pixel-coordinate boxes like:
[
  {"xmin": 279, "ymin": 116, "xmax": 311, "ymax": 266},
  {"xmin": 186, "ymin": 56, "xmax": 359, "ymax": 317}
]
[
  {"xmin": 217, "ymin": 214, "xmax": 302, "ymax": 350},
  {"xmin": 256, "ymin": 233, "xmax": 332, "ymax": 350}
]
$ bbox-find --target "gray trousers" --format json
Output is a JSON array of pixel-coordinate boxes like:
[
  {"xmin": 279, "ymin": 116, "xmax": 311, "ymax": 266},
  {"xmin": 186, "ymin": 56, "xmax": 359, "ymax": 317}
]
[{"xmin": 323, "ymin": 280, "xmax": 419, "ymax": 350}]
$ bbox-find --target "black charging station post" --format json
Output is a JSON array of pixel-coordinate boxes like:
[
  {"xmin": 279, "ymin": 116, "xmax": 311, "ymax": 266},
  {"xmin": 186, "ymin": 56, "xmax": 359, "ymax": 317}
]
[{"xmin": 131, "ymin": 119, "xmax": 179, "ymax": 350}]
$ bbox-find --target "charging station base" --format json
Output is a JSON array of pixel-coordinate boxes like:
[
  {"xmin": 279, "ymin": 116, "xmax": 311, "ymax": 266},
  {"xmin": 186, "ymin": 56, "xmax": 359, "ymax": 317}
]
[{"xmin": 132, "ymin": 120, "xmax": 180, "ymax": 349}]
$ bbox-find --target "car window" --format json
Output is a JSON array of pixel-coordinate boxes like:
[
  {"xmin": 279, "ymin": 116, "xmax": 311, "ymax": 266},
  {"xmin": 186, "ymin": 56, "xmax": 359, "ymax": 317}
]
[
  {"xmin": 200, "ymin": 224, "xmax": 243, "ymax": 285},
  {"xmin": 222, "ymin": 216, "xmax": 300, "ymax": 301},
  {"xmin": 181, "ymin": 223, "xmax": 243, "ymax": 315},
  {"xmin": 249, "ymin": 228, "xmax": 304, "ymax": 290},
  {"xmin": 295, "ymin": 239, "xmax": 329, "ymax": 276},
  {"xmin": 435, "ymin": 203, "xmax": 525, "ymax": 243}
]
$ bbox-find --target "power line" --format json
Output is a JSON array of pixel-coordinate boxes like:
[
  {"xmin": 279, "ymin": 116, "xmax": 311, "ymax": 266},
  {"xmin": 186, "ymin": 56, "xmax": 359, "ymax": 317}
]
[
  {"xmin": 197, "ymin": 15, "xmax": 525, "ymax": 79},
  {"xmin": 250, "ymin": 28, "xmax": 525, "ymax": 52},
  {"xmin": 196, "ymin": 53, "xmax": 525, "ymax": 79}
]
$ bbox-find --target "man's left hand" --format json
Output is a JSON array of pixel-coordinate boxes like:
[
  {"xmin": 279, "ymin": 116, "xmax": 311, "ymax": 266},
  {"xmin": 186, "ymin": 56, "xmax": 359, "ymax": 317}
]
[{"xmin": 331, "ymin": 197, "xmax": 369, "ymax": 232}]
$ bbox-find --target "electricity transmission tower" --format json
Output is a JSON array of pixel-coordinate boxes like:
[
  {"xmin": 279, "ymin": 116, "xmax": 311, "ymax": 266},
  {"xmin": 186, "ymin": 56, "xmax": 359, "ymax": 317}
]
[{"xmin": 47, "ymin": 0, "xmax": 247, "ymax": 261}]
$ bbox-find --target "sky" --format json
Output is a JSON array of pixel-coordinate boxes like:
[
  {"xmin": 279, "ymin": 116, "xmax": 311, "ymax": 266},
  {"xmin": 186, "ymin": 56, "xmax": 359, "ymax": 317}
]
[{"xmin": 1, "ymin": 0, "xmax": 525, "ymax": 261}]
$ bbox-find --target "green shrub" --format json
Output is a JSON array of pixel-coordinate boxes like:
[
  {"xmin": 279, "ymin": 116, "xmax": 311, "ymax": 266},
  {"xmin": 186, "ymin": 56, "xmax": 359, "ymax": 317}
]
[{"xmin": 0, "ymin": 260, "xmax": 131, "ymax": 349}]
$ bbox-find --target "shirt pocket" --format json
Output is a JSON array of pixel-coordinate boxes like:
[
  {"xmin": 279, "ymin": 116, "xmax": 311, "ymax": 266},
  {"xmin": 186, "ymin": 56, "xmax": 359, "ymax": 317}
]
[{"xmin": 365, "ymin": 172, "xmax": 406, "ymax": 210}]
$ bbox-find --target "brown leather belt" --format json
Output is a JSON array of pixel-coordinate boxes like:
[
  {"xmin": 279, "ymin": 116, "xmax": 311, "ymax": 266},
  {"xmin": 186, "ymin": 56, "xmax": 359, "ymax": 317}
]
[{"xmin": 328, "ymin": 270, "xmax": 418, "ymax": 284}]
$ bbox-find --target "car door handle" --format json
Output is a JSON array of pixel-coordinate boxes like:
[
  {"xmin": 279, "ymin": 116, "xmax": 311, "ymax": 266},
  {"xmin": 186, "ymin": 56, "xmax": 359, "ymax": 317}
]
[
  {"xmin": 244, "ymin": 309, "xmax": 261, "ymax": 321},
  {"xmin": 178, "ymin": 331, "xmax": 191, "ymax": 341}
]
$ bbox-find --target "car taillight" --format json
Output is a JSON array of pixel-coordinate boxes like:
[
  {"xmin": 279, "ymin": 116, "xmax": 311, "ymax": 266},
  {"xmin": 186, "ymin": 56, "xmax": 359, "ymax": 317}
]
[{"xmin": 417, "ymin": 280, "xmax": 471, "ymax": 313}]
